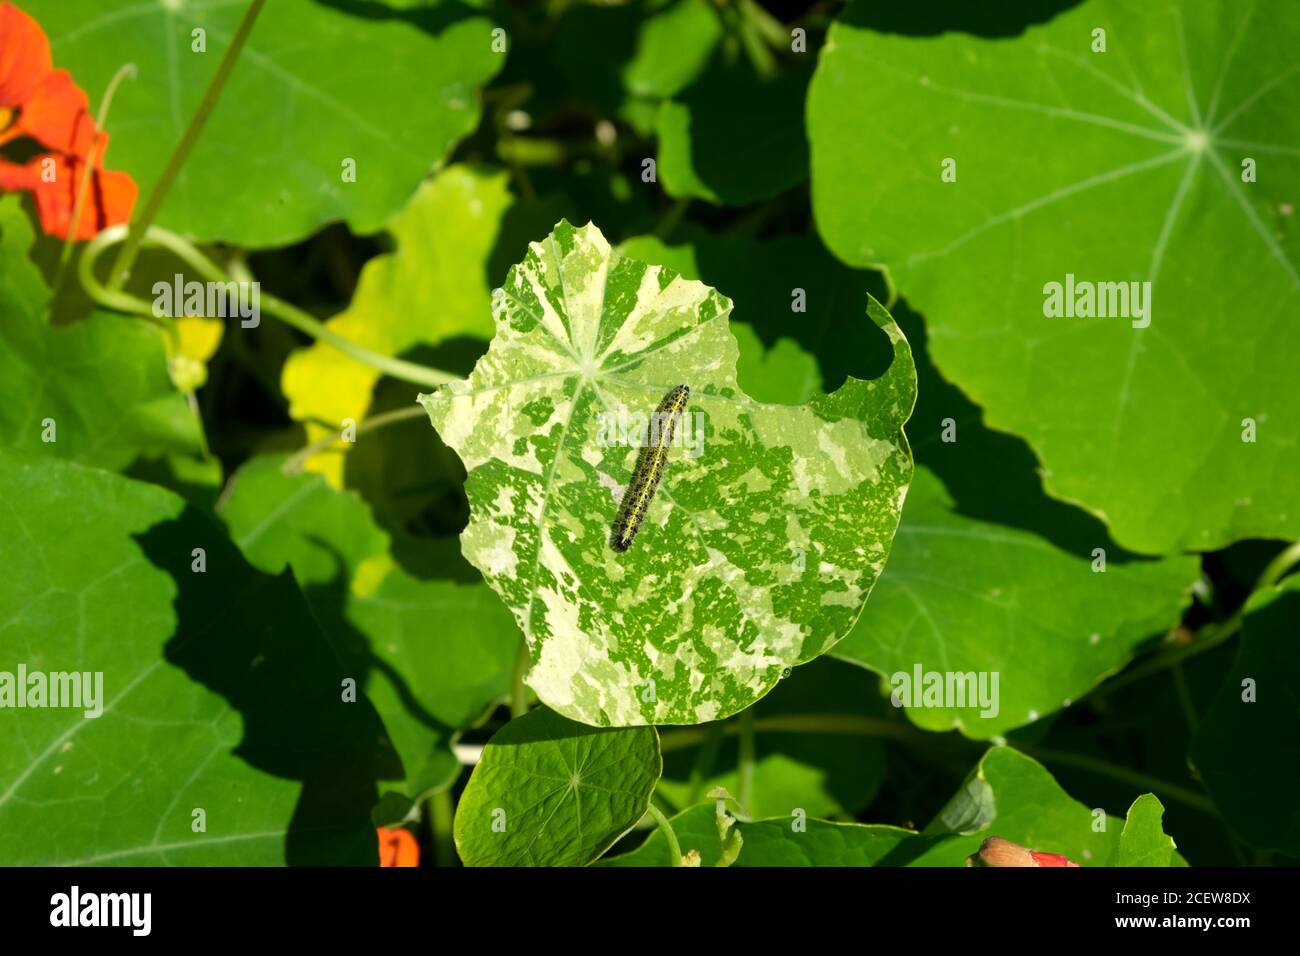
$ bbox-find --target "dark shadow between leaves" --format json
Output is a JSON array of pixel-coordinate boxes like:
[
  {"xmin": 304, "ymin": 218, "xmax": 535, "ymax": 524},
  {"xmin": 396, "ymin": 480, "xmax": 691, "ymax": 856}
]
[
  {"xmin": 896, "ymin": 298, "xmax": 1153, "ymax": 565},
  {"xmin": 688, "ymin": 232, "xmax": 895, "ymax": 392},
  {"xmin": 296, "ymin": 536, "xmax": 453, "ymax": 742},
  {"xmin": 349, "ymin": 347, "xmax": 483, "ymax": 583},
  {"xmin": 494, "ymin": 707, "xmax": 625, "ymax": 747},
  {"xmin": 838, "ymin": 0, "xmax": 1085, "ymax": 38},
  {"xmin": 675, "ymin": 60, "xmax": 812, "ymax": 208},
  {"xmin": 135, "ymin": 510, "xmax": 402, "ymax": 865},
  {"xmin": 312, "ymin": 0, "xmax": 486, "ymax": 35}
]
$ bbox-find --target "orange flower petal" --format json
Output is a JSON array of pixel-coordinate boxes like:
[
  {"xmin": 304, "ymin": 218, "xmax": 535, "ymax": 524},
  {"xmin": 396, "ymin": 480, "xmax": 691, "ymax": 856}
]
[
  {"xmin": 0, "ymin": 154, "xmax": 37, "ymax": 190},
  {"xmin": 94, "ymin": 162, "xmax": 138, "ymax": 230},
  {"xmin": 0, "ymin": 2, "xmax": 54, "ymax": 107},
  {"xmin": 16, "ymin": 68, "xmax": 93, "ymax": 154},
  {"xmin": 377, "ymin": 827, "xmax": 420, "ymax": 867},
  {"xmin": 25, "ymin": 149, "xmax": 137, "ymax": 241}
]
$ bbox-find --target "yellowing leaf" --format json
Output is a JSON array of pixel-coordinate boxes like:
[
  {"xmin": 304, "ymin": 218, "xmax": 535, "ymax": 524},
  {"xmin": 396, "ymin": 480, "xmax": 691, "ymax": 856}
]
[{"xmin": 281, "ymin": 166, "xmax": 512, "ymax": 484}]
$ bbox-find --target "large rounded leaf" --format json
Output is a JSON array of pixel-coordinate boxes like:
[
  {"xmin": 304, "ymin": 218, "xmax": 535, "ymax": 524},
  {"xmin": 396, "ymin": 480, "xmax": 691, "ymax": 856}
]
[
  {"xmin": 0, "ymin": 456, "xmax": 396, "ymax": 865},
  {"xmin": 0, "ymin": 197, "xmax": 203, "ymax": 472},
  {"xmin": 453, "ymin": 706, "xmax": 660, "ymax": 867},
  {"xmin": 33, "ymin": 0, "xmax": 503, "ymax": 246},
  {"xmin": 620, "ymin": 233, "xmax": 1198, "ymax": 737},
  {"xmin": 419, "ymin": 220, "xmax": 916, "ymax": 726},
  {"xmin": 810, "ymin": 0, "xmax": 1300, "ymax": 553}
]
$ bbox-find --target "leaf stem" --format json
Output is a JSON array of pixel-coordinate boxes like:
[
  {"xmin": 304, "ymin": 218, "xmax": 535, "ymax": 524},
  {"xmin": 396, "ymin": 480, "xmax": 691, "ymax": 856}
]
[
  {"xmin": 429, "ymin": 789, "xmax": 455, "ymax": 868},
  {"xmin": 737, "ymin": 706, "xmax": 756, "ymax": 811},
  {"xmin": 1098, "ymin": 538, "xmax": 1300, "ymax": 695},
  {"xmin": 509, "ymin": 639, "xmax": 530, "ymax": 719},
  {"xmin": 107, "ymin": 0, "xmax": 268, "ymax": 291},
  {"xmin": 80, "ymin": 224, "xmax": 458, "ymax": 390},
  {"xmin": 1014, "ymin": 743, "xmax": 1218, "ymax": 816},
  {"xmin": 645, "ymin": 803, "xmax": 683, "ymax": 867},
  {"xmin": 258, "ymin": 288, "xmax": 458, "ymax": 389},
  {"xmin": 683, "ymin": 721, "xmax": 725, "ymax": 806},
  {"xmin": 653, "ymin": 198, "xmax": 691, "ymax": 240},
  {"xmin": 658, "ymin": 713, "xmax": 920, "ymax": 753},
  {"xmin": 662, "ymin": 712, "xmax": 1218, "ymax": 816},
  {"xmin": 282, "ymin": 405, "xmax": 428, "ymax": 473}
]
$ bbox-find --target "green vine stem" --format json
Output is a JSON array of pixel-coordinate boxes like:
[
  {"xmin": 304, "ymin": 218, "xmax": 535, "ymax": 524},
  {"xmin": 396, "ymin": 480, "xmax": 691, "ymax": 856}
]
[
  {"xmin": 645, "ymin": 803, "xmax": 683, "ymax": 867},
  {"xmin": 281, "ymin": 405, "xmax": 428, "ymax": 473},
  {"xmin": 80, "ymin": 224, "xmax": 457, "ymax": 390},
  {"xmin": 1014, "ymin": 743, "xmax": 1217, "ymax": 816},
  {"xmin": 107, "ymin": 0, "xmax": 267, "ymax": 291},
  {"xmin": 658, "ymin": 712, "xmax": 1219, "ymax": 817},
  {"xmin": 509, "ymin": 640, "xmax": 531, "ymax": 719},
  {"xmin": 1099, "ymin": 538, "xmax": 1300, "ymax": 695},
  {"xmin": 736, "ymin": 706, "xmax": 756, "ymax": 811},
  {"xmin": 429, "ymin": 790, "xmax": 455, "ymax": 868}
]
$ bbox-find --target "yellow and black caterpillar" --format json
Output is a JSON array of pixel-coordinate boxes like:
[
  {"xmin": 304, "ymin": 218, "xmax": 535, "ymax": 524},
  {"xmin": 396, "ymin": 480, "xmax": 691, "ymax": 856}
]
[{"xmin": 610, "ymin": 384, "xmax": 690, "ymax": 553}]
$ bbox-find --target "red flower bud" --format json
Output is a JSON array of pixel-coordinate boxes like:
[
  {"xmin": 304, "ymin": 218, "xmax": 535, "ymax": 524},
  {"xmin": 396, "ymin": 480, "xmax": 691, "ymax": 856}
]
[{"xmin": 968, "ymin": 836, "xmax": 1081, "ymax": 867}]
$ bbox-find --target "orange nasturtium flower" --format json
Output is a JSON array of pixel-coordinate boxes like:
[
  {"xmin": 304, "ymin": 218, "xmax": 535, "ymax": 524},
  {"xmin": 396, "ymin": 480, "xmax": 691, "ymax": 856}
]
[
  {"xmin": 0, "ymin": 1, "xmax": 137, "ymax": 240},
  {"xmin": 377, "ymin": 827, "xmax": 420, "ymax": 867}
]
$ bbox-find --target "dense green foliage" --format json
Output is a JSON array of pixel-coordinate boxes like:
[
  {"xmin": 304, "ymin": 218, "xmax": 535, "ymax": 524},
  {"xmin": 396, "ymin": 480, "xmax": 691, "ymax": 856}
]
[{"xmin": 1, "ymin": 0, "xmax": 1294, "ymax": 868}]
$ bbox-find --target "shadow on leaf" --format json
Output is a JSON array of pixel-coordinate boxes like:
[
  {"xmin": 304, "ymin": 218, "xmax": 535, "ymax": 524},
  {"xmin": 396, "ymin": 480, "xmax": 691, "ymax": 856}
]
[{"xmin": 135, "ymin": 511, "xmax": 402, "ymax": 865}]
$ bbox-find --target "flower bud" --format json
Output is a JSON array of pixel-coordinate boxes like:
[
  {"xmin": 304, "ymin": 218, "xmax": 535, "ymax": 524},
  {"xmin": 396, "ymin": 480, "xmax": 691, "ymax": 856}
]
[{"xmin": 967, "ymin": 836, "xmax": 1080, "ymax": 867}]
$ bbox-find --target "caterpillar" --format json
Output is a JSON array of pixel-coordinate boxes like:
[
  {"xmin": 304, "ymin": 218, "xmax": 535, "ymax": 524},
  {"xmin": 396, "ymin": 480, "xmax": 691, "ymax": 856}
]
[{"xmin": 610, "ymin": 384, "xmax": 690, "ymax": 553}]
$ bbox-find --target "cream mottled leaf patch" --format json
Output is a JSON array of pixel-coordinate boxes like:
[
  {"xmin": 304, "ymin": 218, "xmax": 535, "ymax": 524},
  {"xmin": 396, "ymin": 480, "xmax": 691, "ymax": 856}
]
[{"xmin": 419, "ymin": 221, "xmax": 915, "ymax": 727}]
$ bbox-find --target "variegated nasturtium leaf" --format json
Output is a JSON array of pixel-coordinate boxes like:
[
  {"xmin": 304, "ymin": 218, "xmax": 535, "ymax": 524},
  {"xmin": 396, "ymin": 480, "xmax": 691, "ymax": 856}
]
[
  {"xmin": 810, "ymin": 0, "xmax": 1300, "ymax": 554},
  {"xmin": 453, "ymin": 707, "xmax": 661, "ymax": 867},
  {"xmin": 419, "ymin": 221, "xmax": 916, "ymax": 727},
  {"xmin": 1189, "ymin": 576, "xmax": 1300, "ymax": 856}
]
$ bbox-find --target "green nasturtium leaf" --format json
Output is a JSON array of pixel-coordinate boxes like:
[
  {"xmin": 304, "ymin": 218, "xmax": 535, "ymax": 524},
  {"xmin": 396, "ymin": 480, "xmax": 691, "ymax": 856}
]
[
  {"xmin": 656, "ymin": 657, "xmax": 887, "ymax": 820},
  {"xmin": 419, "ymin": 220, "xmax": 916, "ymax": 727},
  {"xmin": 32, "ymin": 0, "xmax": 502, "ymax": 247},
  {"xmin": 810, "ymin": 0, "xmax": 1300, "ymax": 553},
  {"xmin": 1118, "ymin": 794, "xmax": 1177, "ymax": 866},
  {"xmin": 836, "ymin": 336, "xmax": 1199, "ymax": 734},
  {"xmin": 0, "ymin": 455, "xmax": 396, "ymax": 865},
  {"xmin": 219, "ymin": 454, "xmax": 521, "ymax": 802},
  {"xmin": 453, "ymin": 706, "xmax": 660, "ymax": 867},
  {"xmin": 281, "ymin": 166, "xmax": 514, "ymax": 485},
  {"xmin": 1190, "ymin": 576, "xmax": 1300, "ymax": 855},
  {"xmin": 623, "ymin": 0, "xmax": 723, "ymax": 101},
  {"xmin": 622, "ymin": 234, "xmax": 1198, "ymax": 736},
  {"xmin": 609, "ymin": 747, "xmax": 1182, "ymax": 866},
  {"xmin": 658, "ymin": 62, "xmax": 812, "ymax": 205},
  {"xmin": 912, "ymin": 746, "xmax": 1178, "ymax": 867},
  {"xmin": 603, "ymin": 802, "xmax": 920, "ymax": 867},
  {"xmin": 0, "ymin": 196, "xmax": 204, "ymax": 473}
]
